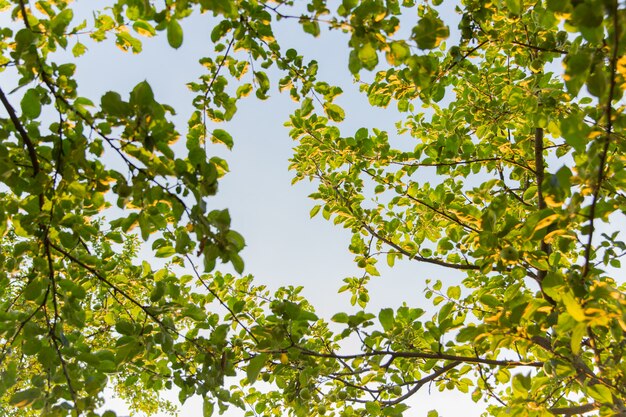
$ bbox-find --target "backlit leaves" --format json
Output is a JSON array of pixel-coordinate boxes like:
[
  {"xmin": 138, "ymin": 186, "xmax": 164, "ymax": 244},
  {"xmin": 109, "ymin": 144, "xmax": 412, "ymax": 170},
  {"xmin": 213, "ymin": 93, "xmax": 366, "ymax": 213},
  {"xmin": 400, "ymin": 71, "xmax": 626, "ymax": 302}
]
[{"xmin": 2, "ymin": 1, "xmax": 626, "ymax": 417}]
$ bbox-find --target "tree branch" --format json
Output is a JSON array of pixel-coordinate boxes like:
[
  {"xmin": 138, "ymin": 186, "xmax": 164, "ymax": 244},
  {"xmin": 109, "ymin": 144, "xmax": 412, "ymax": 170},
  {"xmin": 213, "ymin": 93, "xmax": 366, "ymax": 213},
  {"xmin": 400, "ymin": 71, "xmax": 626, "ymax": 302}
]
[
  {"xmin": 0, "ymin": 86, "xmax": 40, "ymax": 175},
  {"xmin": 49, "ymin": 242, "xmax": 215, "ymax": 358},
  {"xmin": 583, "ymin": 1, "xmax": 620, "ymax": 278},
  {"xmin": 382, "ymin": 361, "xmax": 461, "ymax": 406},
  {"xmin": 293, "ymin": 346, "xmax": 543, "ymax": 368},
  {"xmin": 549, "ymin": 402, "xmax": 598, "ymax": 416},
  {"xmin": 360, "ymin": 221, "xmax": 479, "ymax": 271}
]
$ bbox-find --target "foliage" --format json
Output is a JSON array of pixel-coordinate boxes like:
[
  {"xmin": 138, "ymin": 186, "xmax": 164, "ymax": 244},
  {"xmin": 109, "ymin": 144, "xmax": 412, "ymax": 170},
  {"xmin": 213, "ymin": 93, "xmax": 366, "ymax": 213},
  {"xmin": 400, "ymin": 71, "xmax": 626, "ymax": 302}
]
[{"xmin": 1, "ymin": 0, "xmax": 626, "ymax": 416}]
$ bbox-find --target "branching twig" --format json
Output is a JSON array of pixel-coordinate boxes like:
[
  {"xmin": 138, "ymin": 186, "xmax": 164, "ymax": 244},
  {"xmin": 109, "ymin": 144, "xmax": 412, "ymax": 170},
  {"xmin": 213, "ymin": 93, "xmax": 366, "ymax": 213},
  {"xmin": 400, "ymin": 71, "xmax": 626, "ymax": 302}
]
[{"xmin": 583, "ymin": 2, "xmax": 620, "ymax": 278}]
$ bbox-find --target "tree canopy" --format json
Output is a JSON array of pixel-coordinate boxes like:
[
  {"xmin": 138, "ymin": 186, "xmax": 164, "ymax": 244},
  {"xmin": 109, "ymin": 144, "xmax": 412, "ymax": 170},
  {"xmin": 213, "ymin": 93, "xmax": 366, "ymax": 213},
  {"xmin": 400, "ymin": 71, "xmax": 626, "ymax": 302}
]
[{"xmin": 1, "ymin": 0, "xmax": 626, "ymax": 416}]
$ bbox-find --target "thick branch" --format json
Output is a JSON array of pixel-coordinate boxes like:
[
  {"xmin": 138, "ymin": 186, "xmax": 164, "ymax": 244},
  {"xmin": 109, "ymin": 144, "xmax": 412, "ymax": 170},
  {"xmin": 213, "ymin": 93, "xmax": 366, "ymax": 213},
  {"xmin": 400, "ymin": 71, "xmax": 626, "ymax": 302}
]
[
  {"xmin": 583, "ymin": 2, "xmax": 620, "ymax": 278},
  {"xmin": 362, "ymin": 167, "xmax": 481, "ymax": 233},
  {"xmin": 535, "ymin": 128, "xmax": 550, "ymax": 280},
  {"xmin": 383, "ymin": 361, "xmax": 461, "ymax": 406},
  {"xmin": 549, "ymin": 402, "xmax": 598, "ymax": 416},
  {"xmin": 391, "ymin": 156, "xmax": 535, "ymax": 174},
  {"xmin": 0, "ymin": 87, "xmax": 40, "ymax": 175},
  {"xmin": 361, "ymin": 222, "xmax": 479, "ymax": 270},
  {"xmin": 511, "ymin": 40, "xmax": 567, "ymax": 55},
  {"xmin": 535, "ymin": 127, "xmax": 546, "ymax": 212},
  {"xmin": 294, "ymin": 346, "xmax": 543, "ymax": 368}
]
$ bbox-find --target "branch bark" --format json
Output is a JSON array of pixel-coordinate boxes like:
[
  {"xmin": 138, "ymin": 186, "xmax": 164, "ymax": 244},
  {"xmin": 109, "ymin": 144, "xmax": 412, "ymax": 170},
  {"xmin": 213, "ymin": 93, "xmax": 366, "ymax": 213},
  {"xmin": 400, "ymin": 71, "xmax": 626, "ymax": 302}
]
[
  {"xmin": 583, "ymin": 0, "xmax": 620, "ymax": 278},
  {"xmin": 549, "ymin": 402, "xmax": 598, "ymax": 416},
  {"xmin": 294, "ymin": 346, "xmax": 543, "ymax": 368},
  {"xmin": 0, "ymin": 87, "xmax": 40, "ymax": 175}
]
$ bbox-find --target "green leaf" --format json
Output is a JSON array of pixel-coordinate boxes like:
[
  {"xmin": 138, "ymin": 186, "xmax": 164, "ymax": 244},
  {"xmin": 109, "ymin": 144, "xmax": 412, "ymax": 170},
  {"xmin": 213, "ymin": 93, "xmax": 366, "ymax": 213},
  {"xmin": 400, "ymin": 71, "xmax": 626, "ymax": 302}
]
[
  {"xmin": 130, "ymin": 80, "xmax": 155, "ymax": 107},
  {"xmin": 587, "ymin": 384, "xmax": 613, "ymax": 404},
  {"xmin": 379, "ymin": 308, "xmax": 394, "ymax": 331},
  {"xmin": 547, "ymin": 0, "xmax": 569, "ymax": 12},
  {"xmin": 505, "ymin": 0, "xmax": 521, "ymax": 15},
  {"xmin": 357, "ymin": 43, "xmax": 378, "ymax": 70},
  {"xmin": 167, "ymin": 19, "xmax": 184, "ymax": 49},
  {"xmin": 412, "ymin": 14, "xmax": 449, "ymax": 49},
  {"xmin": 332, "ymin": 312, "xmax": 349, "ymax": 323},
  {"xmin": 324, "ymin": 103, "xmax": 345, "ymax": 122},
  {"xmin": 388, "ymin": 41, "xmax": 410, "ymax": 65},
  {"xmin": 72, "ymin": 42, "xmax": 87, "ymax": 57},
  {"xmin": 211, "ymin": 21, "xmax": 230, "ymax": 42},
  {"xmin": 133, "ymin": 20, "xmax": 156, "ymax": 37},
  {"xmin": 20, "ymin": 89, "xmax": 41, "ymax": 119},
  {"xmin": 310, "ymin": 205, "xmax": 321, "ymax": 218},
  {"xmin": 570, "ymin": 322, "xmax": 586, "ymax": 355},
  {"xmin": 386, "ymin": 252, "xmax": 395, "ymax": 267},
  {"xmin": 301, "ymin": 19, "xmax": 320, "ymax": 37},
  {"xmin": 115, "ymin": 320, "xmax": 136, "ymax": 336},
  {"xmin": 447, "ymin": 286, "xmax": 461, "ymax": 300},
  {"xmin": 562, "ymin": 292, "xmax": 586, "ymax": 322},
  {"xmin": 101, "ymin": 91, "xmax": 130, "ymax": 117},
  {"xmin": 9, "ymin": 388, "xmax": 40, "ymax": 407},
  {"xmin": 183, "ymin": 304, "xmax": 207, "ymax": 321},
  {"xmin": 150, "ymin": 281, "xmax": 166, "ymax": 302},
  {"xmin": 480, "ymin": 294, "xmax": 499, "ymax": 307},
  {"xmin": 212, "ymin": 129, "xmax": 234, "ymax": 149},
  {"xmin": 50, "ymin": 8, "xmax": 73, "ymax": 36},
  {"xmin": 203, "ymin": 399, "xmax": 215, "ymax": 417},
  {"xmin": 365, "ymin": 401, "xmax": 381, "ymax": 414},
  {"xmin": 230, "ymin": 253, "xmax": 244, "ymax": 274},
  {"xmin": 246, "ymin": 353, "xmax": 268, "ymax": 384},
  {"xmin": 155, "ymin": 246, "xmax": 176, "ymax": 258}
]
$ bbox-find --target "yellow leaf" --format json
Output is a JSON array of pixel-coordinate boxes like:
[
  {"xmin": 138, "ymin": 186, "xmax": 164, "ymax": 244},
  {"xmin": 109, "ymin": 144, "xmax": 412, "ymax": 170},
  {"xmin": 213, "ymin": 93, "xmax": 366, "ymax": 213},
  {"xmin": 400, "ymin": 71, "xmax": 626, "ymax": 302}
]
[
  {"xmin": 570, "ymin": 322, "xmax": 586, "ymax": 355},
  {"xmin": 534, "ymin": 214, "xmax": 559, "ymax": 231},
  {"xmin": 562, "ymin": 292, "xmax": 586, "ymax": 322}
]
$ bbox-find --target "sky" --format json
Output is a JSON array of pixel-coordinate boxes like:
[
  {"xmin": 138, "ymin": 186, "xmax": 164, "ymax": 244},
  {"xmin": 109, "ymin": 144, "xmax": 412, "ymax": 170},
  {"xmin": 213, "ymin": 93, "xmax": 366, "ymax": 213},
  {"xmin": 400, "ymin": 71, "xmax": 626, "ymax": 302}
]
[{"xmin": 0, "ymin": 2, "xmax": 486, "ymax": 416}]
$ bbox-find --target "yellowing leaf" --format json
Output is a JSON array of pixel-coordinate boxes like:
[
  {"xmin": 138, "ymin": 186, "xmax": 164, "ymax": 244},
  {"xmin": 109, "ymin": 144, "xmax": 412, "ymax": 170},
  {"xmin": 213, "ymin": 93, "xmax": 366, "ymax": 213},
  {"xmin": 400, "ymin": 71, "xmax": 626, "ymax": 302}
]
[
  {"xmin": 570, "ymin": 322, "xmax": 586, "ymax": 355},
  {"xmin": 324, "ymin": 103, "xmax": 345, "ymax": 122},
  {"xmin": 587, "ymin": 384, "xmax": 613, "ymax": 404},
  {"xmin": 133, "ymin": 20, "xmax": 156, "ymax": 37},
  {"xmin": 533, "ymin": 214, "xmax": 559, "ymax": 232},
  {"xmin": 562, "ymin": 292, "xmax": 586, "ymax": 322}
]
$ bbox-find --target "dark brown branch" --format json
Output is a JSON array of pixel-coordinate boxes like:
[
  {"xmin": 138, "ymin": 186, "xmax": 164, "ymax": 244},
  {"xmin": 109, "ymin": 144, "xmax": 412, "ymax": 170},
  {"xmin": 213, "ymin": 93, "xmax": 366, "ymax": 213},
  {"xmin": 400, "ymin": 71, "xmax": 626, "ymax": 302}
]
[
  {"xmin": 361, "ymin": 168, "xmax": 480, "ymax": 233},
  {"xmin": 435, "ymin": 40, "xmax": 490, "ymax": 82},
  {"xmin": 17, "ymin": 0, "xmax": 31, "ymax": 30},
  {"xmin": 549, "ymin": 402, "xmax": 598, "ymax": 416},
  {"xmin": 49, "ymin": 242, "xmax": 215, "ymax": 358},
  {"xmin": 293, "ymin": 346, "xmax": 543, "ymax": 368},
  {"xmin": 184, "ymin": 254, "xmax": 259, "ymax": 344},
  {"xmin": 49, "ymin": 329, "xmax": 80, "ymax": 412},
  {"xmin": 361, "ymin": 221, "xmax": 479, "ymax": 271},
  {"xmin": 583, "ymin": 2, "xmax": 620, "ymax": 278},
  {"xmin": 0, "ymin": 87, "xmax": 40, "ymax": 175},
  {"xmin": 534, "ymin": 127, "xmax": 552, "ymax": 284},
  {"xmin": 477, "ymin": 363, "xmax": 507, "ymax": 406},
  {"xmin": 202, "ymin": 36, "xmax": 235, "ymax": 141},
  {"xmin": 382, "ymin": 361, "xmax": 461, "ymax": 406},
  {"xmin": 535, "ymin": 127, "xmax": 546, "ymax": 212},
  {"xmin": 391, "ymin": 156, "xmax": 535, "ymax": 173},
  {"xmin": 511, "ymin": 40, "xmax": 567, "ymax": 55}
]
